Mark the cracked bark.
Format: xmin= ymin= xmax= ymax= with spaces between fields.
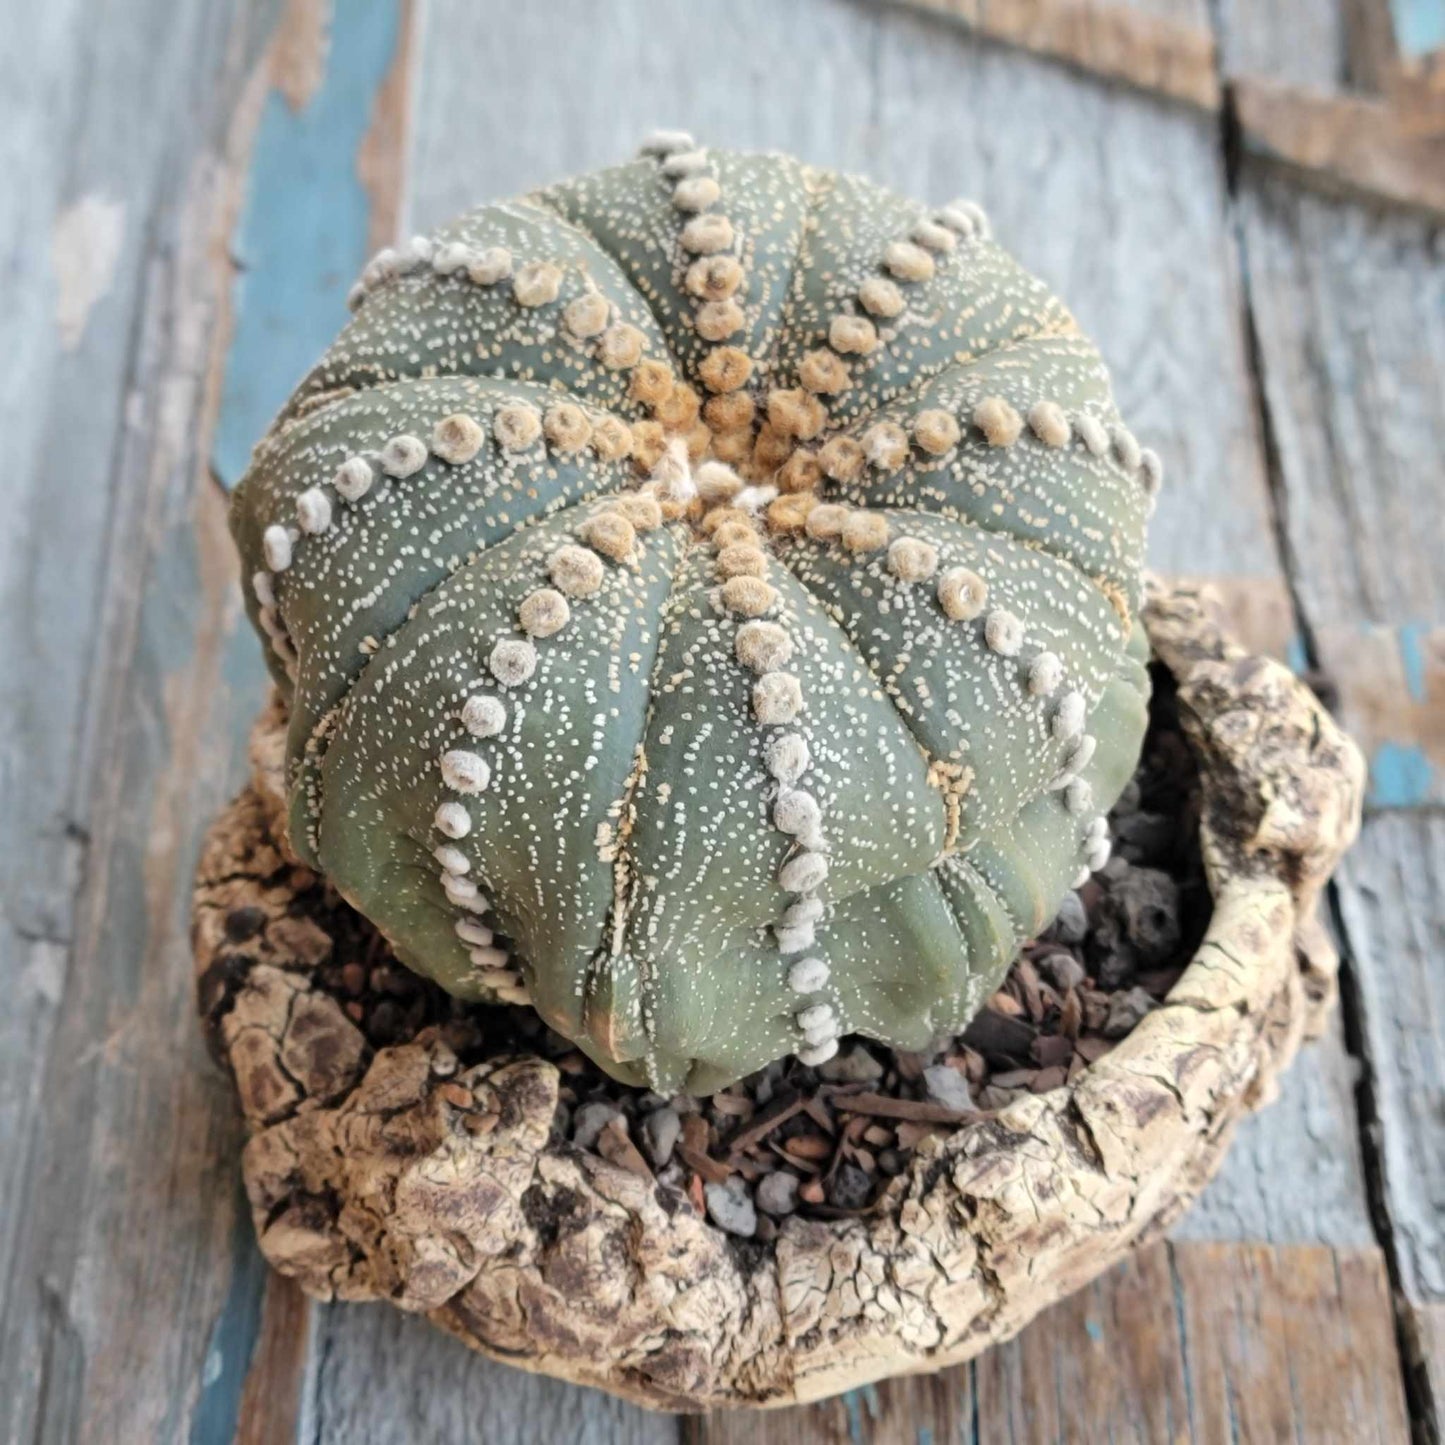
xmin=192 ymin=579 xmax=1364 ymax=1411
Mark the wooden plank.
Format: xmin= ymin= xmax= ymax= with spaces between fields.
xmin=691 ymin=1242 xmax=1411 ymax=1441
xmin=1232 ymin=172 xmax=1445 ymax=805
xmin=0 ymin=1 xmax=278 ymax=1441
xmin=207 ymin=3 xmax=423 ymax=1440
xmin=1224 ymin=39 xmax=1445 ymax=1426
xmin=892 ymin=0 xmax=1221 ymax=109
xmin=687 ymin=1365 xmax=977 ymax=1443
xmin=212 ymin=0 xmax=417 ymax=490
xmin=1171 ymin=1242 xmax=1412 ymax=1443
xmin=1214 ymin=0 xmax=1350 ymax=90
xmin=301 ymin=1303 xmax=679 ymax=1445
xmin=1234 ymin=76 xmax=1445 ymax=218
xmin=1335 ymin=814 xmax=1445 ymax=1425
xmin=970 ymin=1241 xmax=1192 ymax=1444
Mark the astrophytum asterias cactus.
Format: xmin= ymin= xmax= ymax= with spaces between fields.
xmin=231 ymin=134 xmax=1157 ymax=1094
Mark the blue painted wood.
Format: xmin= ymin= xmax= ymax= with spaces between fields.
xmin=1390 ymin=0 xmax=1445 ymax=60
xmin=213 ymin=0 xmax=406 ymax=491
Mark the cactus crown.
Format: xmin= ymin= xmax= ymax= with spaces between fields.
xmin=232 ymin=136 xmax=1155 ymax=1093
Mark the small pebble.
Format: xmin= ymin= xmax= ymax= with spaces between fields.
xmin=755 ymin=1171 xmax=799 ymax=1217
xmin=1035 ymin=951 xmax=1086 ymax=993
xmin=1103 ymin=986 xmax=1159 ymax=1040
xmin=572 ymin=1101 xmax=622 ymax=1150
xmin=922 ymin=1063 xmax=974 ymax=1113
xmin=1049 ymin=891 xmax=1089 ymax=944
xmin=642 ymin=1106 xmax=681 ymax=1167
xmin=827 ymin=1163 xmax=873 ymax=1211
xmin=704 ymin=1178 xmax=758 ymax=1238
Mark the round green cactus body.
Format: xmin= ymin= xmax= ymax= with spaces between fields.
xmin=232 ymin=135 xmax=1156 ymax=1094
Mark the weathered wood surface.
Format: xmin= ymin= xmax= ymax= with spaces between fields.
xmin=0 ymin=0 xmax=1438 ymax=1439
xmin=0 ymin=1 xmax=278 ymax=1441
xmin=1227 ymin=8 xmax=1445 ymax=1410
xmin=691 ymin=1243 xmax=1411 ymax=1443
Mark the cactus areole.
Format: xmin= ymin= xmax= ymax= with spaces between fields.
xmin=231 ymin=137 xmax=1156 ymax=1095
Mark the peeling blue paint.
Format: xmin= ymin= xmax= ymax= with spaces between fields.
xmin=1084 ymin=1316 xmax=1103 ymax=1343
xmin=213 ymin=0 xmax=404 ymax=490
xmin=1369 ymin=741 xmax=1432 ymax=809
xmin=1396 ymin=620 xmax=1428 ymax=702
xmin=189 ymin=1185 xmax=269 ymax=1445
xmin=1284 ymin=634 xmax=1309 ymax=676
xmin=1391 ymin=0 xmax=1445 ymax=59
xmin=841 ymin=1382 xmax=882 ymax=1441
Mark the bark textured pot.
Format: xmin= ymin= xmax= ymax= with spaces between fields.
xmin=193 ymin=580 xmax=1363 ymax=1409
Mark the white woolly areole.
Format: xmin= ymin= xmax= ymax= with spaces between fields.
xmin=434 ymin=801 xmax=471 ymax=839
xmin=467 ymin=246 xmax=512 ymax=285
xmin=984 ymin=609 xmax=1024 ymax=657
xmin=797 ymin=1038 xmax=840 ymax=1066
xmin=784 ymin=896 xmax=825 ymax=926
xmin=296 ymin=487 xmax=332 ymax=534
xmin=262 ymin=525 xmax=293 ymax=572
xmin=440 ymin=749 xmax=491 ymax=795
xmin=430 ymin=413 xmax=484 ymax=466
xmin=753 ymin=672 xmax=803 ymax=725
xmin=764 ymin=732 xmax=810 ymax=783
xmin=660 ymin=148 xmax=709 ymax=178
xmin=779 ymin=851 xmax=828 ymax=894
xmin=796 ymin=1002 xmax=835 ymax=1032
xmin=788 ymin=956 xmax=830 ymax=993
xmin=1027 ymin=651 xmax=1064 ymax=697
xmin=380 ymin=434 xmax=427 ymax=478
xmin=735 ymin=620 xmax=793 ymax=673
xmin=937 ymin=566 xmax=987 ymax=621
xmin=773 ymin=789 xmax=821 ymax=837
xmin=251 ymin=571 xmax=275 ymax=608
xmin=1052 ymin=690 xmax=1087 ymax=741
xmin=431 ymin=240 xmax=472 ymax=275
xmin=489 ymin=637 xmax=538 ymax=687
xmin=333 ymin=455 xmax=375 ymax=502
xmin=433 ymin=844 xmax=470 ymax=875
xmin=460 ymin=694 xmax=506 ymax=738
xmin=1061 ymin=733 xmax=1098 ymax=777
xmin=775 ymin=922 xmax=815 ymax=954
xmin=1075 ymin=413 xmax=1109 ymax=456
xmin=639 ymin=128 xmax=695 ymax=156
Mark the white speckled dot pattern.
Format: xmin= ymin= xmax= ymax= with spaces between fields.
xmin=231 ymin=140 xmax=1155 ymax=1094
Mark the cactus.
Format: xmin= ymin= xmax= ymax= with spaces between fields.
xmin=231 ymin=136 xmax=1155 ymax=1094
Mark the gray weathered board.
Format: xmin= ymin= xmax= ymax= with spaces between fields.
xmin=0 ymin=0 xmax=1436 ymax=1441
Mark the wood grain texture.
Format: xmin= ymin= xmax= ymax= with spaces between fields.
xmin=301 ymin=1304 xmax=678 ymax=1445
xmin=1234 ymin=172 xmax=1445 ymax=805
xmin=1214 ymin=0 xmax=1349 ymax=89
xmin=691 ymin=1242 xmax=1411 ymax=1442
xmin=0 ymin=0 xmax=1423 ymax=1436
xmin=0 ymin=1 xmax=278 ymax=1440
xmin=1335 ymin=816 xmax=1445 ymax=1298
xmin=1234 ymin=77 xmax=1445 ymax=219
xmin=892 ymin=0 xmax=1221 ymax=109
xmin=1171 ymin=1242 xmax=1412 ymax=1444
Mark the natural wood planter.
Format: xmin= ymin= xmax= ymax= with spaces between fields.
xmin=192 ymin=579 xmax=1364 ymax=1411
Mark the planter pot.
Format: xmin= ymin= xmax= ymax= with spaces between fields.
xmin=193 ymin=578 xmax=1363 ymax=1410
